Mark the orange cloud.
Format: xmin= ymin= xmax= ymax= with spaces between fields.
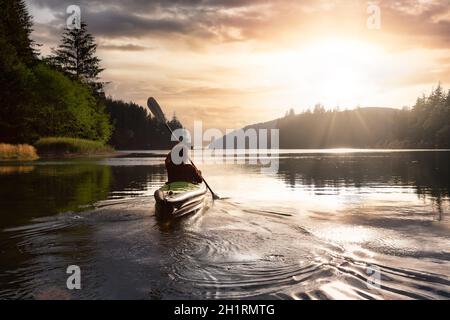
xmin=28 ymin=0 xmax=450 ymax=130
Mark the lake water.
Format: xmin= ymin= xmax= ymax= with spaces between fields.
xmin=0 ymin=150 xmax=449 ymax=299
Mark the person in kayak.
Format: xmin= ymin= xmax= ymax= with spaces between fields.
xmin=165 ymin=148 xmax=203 ymax=184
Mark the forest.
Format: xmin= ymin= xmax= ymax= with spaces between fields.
xmin=1 ymin=0 xmax=448 ymax=151
xmin=0 ymin=0 xmax=179 ymax=150
xmin=276 ymin=88 xmax=449 ymax=149
xmin=106 ymin=98 xmax=181 ymax=150
xmin=212 ymin=87 xmax=449 ymax=149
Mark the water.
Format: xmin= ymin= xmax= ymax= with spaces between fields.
xmin=0 ymin=150 xmax=449 ymax=299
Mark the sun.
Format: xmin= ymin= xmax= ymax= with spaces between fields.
xmin=265 ymin=37 xmax=383 ymax=108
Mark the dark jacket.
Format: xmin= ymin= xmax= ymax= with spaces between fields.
xmin=165 ymin=152 xmax=202 ymax=184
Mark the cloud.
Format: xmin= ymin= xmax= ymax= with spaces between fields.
xmin=98 ymin=44 xmax=153 ymax=51
xmin=29 ymin=0 xmax=450 ymax=50
xmin=171 ymin=104 xmax=272 ymax=132
xmin=83 ymin=11 xmax=192 ymax=38
xmin=377 ymin=0 xmax=450 ymax=49
xmin=178 ymin=86 xmax=269 ymax=96
xmin=26 ymin=0 xmax=450 ymax=129
xmin=396 ymin=65 xmax=450 ymax=86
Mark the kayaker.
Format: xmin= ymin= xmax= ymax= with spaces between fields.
xmin=165 ymin=149 xmax=203 ymax=184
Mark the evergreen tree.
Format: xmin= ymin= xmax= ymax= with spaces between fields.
xmin=0 ymin=5 xmax=111 ymax=144
xmin=0 ymin=0 xmax=36 ymax=65
xmin=313 ymin=103 xmax=325 ymax=114
xmin=0 ymin=0 xmax=37 ymax=142
xmin=169 ymin=112 xmax=182 ymax=128
xmin=105 ymin=99 xmax=182 ymax=150
xmin=50 ymin=22 xmax=104 ymax=95
xmin=288 ymin=108 xmax=295 ymax=117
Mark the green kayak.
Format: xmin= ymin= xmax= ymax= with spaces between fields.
xmin=154 ymin=181 xmax=207 ymax=218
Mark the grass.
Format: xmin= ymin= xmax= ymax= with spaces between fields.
xmin=0 ymin=143 xmax=39 ymax=161
xmin=35 ymin=137 xmax=114 ymax=157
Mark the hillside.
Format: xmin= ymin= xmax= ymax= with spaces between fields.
xmin=278 ymin=107 xmax=400 ymax=149
xmin=210 ymin=99 xmax=449 ymax=149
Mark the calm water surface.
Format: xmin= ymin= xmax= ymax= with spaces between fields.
xmin=0 ymin=150 xmax=449 ymax=299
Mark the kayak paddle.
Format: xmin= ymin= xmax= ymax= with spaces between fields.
xmin=147 ymin=97 xmax=221 ymax=200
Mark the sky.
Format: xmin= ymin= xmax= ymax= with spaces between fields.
xmin=26 ymin=0 xmax=450 ymax=132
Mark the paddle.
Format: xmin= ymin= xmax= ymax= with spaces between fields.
xmin=147 ymin=97 xmax=221 ymax=200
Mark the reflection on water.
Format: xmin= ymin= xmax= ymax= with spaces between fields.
xmin=0 ymin=151 xmax=449 ymax=299
xmin=277 ymin=152 xmax=449 ymax=220
xmin=0 ymin=166 xmax=35 ymax=175
xmin=0 ymin=164 xmax=112 ymax=229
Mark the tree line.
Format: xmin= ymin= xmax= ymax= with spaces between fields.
xmin=0 ymin=0 xmax=180 ymax=149
xmin=213 ymin=88 xmax=449 ymax=150
xmin=277 ymin=87 xmax=449 ymax=148
xmin=1 ymin=1 xmax=448 ymax=150
xmin=106 ymin=98 xmax=181 ymax=149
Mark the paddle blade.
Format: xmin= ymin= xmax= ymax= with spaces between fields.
xmin=147 ymin=97 xmax=167 ymax=123
xmin=212 ymin=192 xmax=221 ymax=200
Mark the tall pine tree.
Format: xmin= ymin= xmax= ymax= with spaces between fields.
xmin=0 ymin=5 xmax=112 ymax=144
xmin=0 ymin=0 xmax=36 ymax=65
xmin=0 ymin=0 xmax=38 ymax=142
xmin=50 ymin=22 xmax=104 ymax=96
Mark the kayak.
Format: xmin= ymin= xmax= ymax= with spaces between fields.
xmin=154 ymin=181 xmax=207 ymax=218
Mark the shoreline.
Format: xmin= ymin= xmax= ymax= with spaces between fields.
xmin=37 ymin=150 xmax=132 ymax=159
xmin=0 ymin=151 xmax=133 ymax=162
xmin=2 ymin=148 xmax=450 ymax=162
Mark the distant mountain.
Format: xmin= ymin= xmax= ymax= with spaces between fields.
xmin=209 ymin=107 xmax=429 ymax=149
xmin=209 ymin=117 xmax=278 ymax=149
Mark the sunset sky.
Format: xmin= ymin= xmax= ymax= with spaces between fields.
xmin=27 ymin=0 xmax=450 ymax=131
